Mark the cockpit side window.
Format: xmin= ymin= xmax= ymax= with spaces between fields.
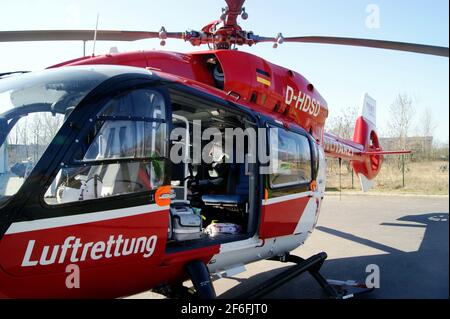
xmin=44 ymin=89 xmax=169 ymax=205
xmin=268 ymin=127 xmax=312 ymax=189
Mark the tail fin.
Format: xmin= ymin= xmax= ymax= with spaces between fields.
xmin=359 ymin=175 xmax=374 ymax=193
xmin=359 ymin=93 xmax=377 ymax=127
xmin=352 ymin=93 xmax=382 ymax=192
xmin=323 ymin=93 xmax=411 ymax=192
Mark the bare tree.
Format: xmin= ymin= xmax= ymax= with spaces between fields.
xmin=325 ymin=105 xmax=359 ymax=173
xmin=7 ymin=112 xmax=65 ymax=164
xmin=325 ymin=105 xmax=359 ymax=140
xmin=415 ymin=108 xmax=438 ymax=160
xmin=42 ymin=113 xmax=64 ymax=144
xmin=421 ymin=108 xmax=438 ymax=138
xmin=388 ymin=94 xmax=415 ymax=150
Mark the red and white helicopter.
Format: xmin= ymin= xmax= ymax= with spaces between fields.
xmin=0 ymin=0 xmax=447 ymax=299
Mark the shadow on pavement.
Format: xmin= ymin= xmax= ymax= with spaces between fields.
xmin=219 ymin=212 xmax=449 ymax=299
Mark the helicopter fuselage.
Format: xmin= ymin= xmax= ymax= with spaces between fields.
xmin=0 ymin=50 xmax=380 ymax=298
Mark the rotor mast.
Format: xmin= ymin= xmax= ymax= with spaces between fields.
xmin=222 ymin=0 xmax=246 ymax=26
xmin=181 ymin=0 xmax=254 ymax=50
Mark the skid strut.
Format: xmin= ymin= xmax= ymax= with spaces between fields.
xmin=237 ymin=252 xmax=373 ymax=299
xmin=152 ymin=260 xmax=217 ymax=299
xmin=185 ymin=260 xmax=217 ymax=299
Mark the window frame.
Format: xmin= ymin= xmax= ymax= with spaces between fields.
xmin=266 ymin=122 xmax=315 ymax=191
xmin=76 ymin=89 xmax=168 ymax=163
xmin=39 ymin=84 xmax=172 ymax=210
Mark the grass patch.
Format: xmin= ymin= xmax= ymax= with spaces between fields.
xmin=326 ymin=160 xmax=449 ymax=195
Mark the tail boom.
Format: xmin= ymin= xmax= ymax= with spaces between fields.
xmin=324 ymin=113 xmax=384 ymax=180
xmin=323 ymin=93 xmax=411 ymax=192
xmin=323 ymin=93 xmax=410 ymax=192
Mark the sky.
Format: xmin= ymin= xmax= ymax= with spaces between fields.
xmin=0 ymin=0 xmax=449 ymax=143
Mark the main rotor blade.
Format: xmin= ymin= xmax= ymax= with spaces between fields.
xmin=0 ymin=30 xmax=175 ymax=42
xmin=282 ymin=36 xmax=449 ymax=57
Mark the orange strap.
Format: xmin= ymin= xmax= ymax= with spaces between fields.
xmin=155 ymin=185 xmax=172 ymax=206
xmin=310 ymin=180 xmax=318 ymax=192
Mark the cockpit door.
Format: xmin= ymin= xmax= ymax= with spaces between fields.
xmin=259 ymin=123 xmax=315 ymax=239
xmin=0 ymin=82 xmax=172 ymax=298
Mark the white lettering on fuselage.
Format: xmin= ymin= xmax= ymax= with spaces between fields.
xmin=285 ymin=86 xmax=322 ymax=117
xmin=21 ymin=235 xmax=158 ymax=267
xmin=324 ymin=136 xmax=355 ymax=158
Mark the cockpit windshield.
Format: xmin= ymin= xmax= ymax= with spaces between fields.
xmin=0 ymin=66 xmax=138 ymax=204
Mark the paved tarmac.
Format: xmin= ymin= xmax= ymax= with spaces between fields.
xmin=130 ymin=194 xmax=449 ymax=299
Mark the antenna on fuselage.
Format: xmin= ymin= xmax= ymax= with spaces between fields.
xmin=92 ymin=13 xmax=100 ymax=57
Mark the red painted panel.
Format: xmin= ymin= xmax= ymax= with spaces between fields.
xmin=50 ymin=49 xmax=329 ymax=142
xmin=0 ymin=210 xmax=168 ymax=298
xmin=351 ymin=116 xmax=383 ymax=180
xmin=259 ymin=196 xmax=309 ymax=239
xmin=0 ymin=209 xmax=218 ymax=298
xmin=213 ymin=50 xmax=328 ymax=141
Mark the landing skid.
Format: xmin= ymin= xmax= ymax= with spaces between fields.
xmin=153 ymin=252 xmax=374 ymax=299
xmin=237 ymin=252 xmax=374 ymax=299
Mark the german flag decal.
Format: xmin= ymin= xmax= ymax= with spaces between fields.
xmin=256 ymin=68 xmax=271 ymax=87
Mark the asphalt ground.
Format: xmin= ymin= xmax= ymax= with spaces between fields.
xmin=129 ymin=194 xmax=449 ymax=299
